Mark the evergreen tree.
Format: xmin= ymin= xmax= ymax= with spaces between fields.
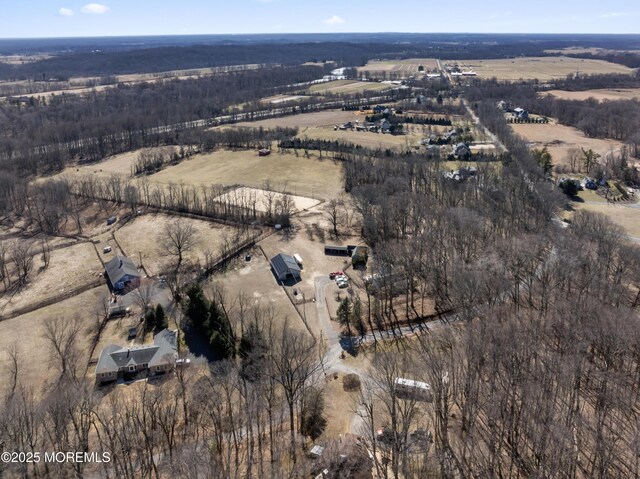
xmin=337 ymin=297 xmax=352 ymax=337
xmin=155 ymin=304 xmax=168 ymax=330
xmin=184 ymin=284 xmax=209 ymax=332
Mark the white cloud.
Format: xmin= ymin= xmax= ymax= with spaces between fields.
xmin=81 ymin=3 xmax=110 ymax=14
xmin=324 ymin=15 xmax=345 ymax=26
xmin=601 ymin=12 xmax=628 ymax=18
xmin=58 ymin=7 xmax=74 ymax=16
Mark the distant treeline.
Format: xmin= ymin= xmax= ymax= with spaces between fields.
xmin=4 ymin=36 xmax=640 ymax=81
xmin=0 ymin=66 xmax=321 ymax=176
xmin=0 ymin=43 xmax=400 ymax=81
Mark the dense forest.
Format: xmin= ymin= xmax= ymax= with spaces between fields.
xmin=2 ymin=33 xmax=640 ymax=80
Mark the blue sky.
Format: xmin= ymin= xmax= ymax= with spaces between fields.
xmin=0 ymin=0 xmax=639 ymax=38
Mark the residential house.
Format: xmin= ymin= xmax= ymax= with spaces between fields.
xmin=454 ymin=142 xmax=472 ymax=160
xmin=95 ymin=329 xmax=178 ymax=383
xmin=104 ymin=255 xmax=141 ymax=292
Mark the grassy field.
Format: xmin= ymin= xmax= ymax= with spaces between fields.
xmin=52 ymin=143 xmax=345 ymax=201
xmin=0 ymin=242 xmax=103 ymax=317
xmin=231 ymin=109 xmax=361 ymax=129
xmin=298 ymin=127 xmax=421 ymax=150
xmin=358 ymin=58 xmax=440 ymax=75
xmin=307 ymin=80 xmax=392 ymax=94
xmin=446 ymin=57 xmax=633 ymax=81
xmin=0 ymin=286 xmax=108 ymax=392
xmin=510 ymin=121 xmax=624 ymax=167
xmin=572 ymin=201 xmax=640 ymax=239
xmin=543 ymin=88 xmax=640 ymax=102
xmin=115 ymin=213 xmax=238 ymax=276
xmin=148 ymin=149 xmax=344 ymax=200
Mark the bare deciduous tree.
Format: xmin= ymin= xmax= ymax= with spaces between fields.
xmin=159 ymin=218 xmax=198 ymax=270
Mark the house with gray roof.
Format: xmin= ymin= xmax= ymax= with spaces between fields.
xmin=270 ymin=253 xmax=301 ymax=282
xmin=104 ymin=255 xmax=141 ymax=292
xmin=95 ymin=329 xmax=177 ymax=383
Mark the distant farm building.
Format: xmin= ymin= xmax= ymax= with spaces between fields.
xmin=95 ymin=329 xmax=178 ymax=384
xmin=270 ymin=253 xmax=302 ymax=282
xmin=104 ymin=255 xmax=141 ymax=292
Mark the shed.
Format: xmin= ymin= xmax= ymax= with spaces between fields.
xmin=105 ymin=255 xmax=141 ymax=292
xmin=270 ymin=253 xmax=302 ymax=282
xmin=324 ymin=245 xmax=350 ymax=256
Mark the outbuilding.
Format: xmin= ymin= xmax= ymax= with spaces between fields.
xmin=270 ymin=253 xmax=302 ymax=282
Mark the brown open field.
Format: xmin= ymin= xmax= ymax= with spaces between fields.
xmin=148 ymin=149 xmax=344 ymax=200
xmin=115 ymin=213 xmax=238 ymax=276
xmin=307 ymin=80 xmax=392 ymax=94
xmin=52 ymin=143 xmax=344 ymax=201
xmin=0 ymin=242 xmax=103 ymax=317
xmin=447 ymin=57 xmax=633 ymax=81
xmin=261 ymin=94 xmax=312 ymax=104
xmin=510 ymin=121 xmax=624 ymax=166
xmin=358 ymin=58 xmax=440 ymax=74
xmin=545 ymin=47 xmax=640 ymax=55
xmin=231 ymin=109 xmax=361 ymax=129
xmin=204 ymin=247 xmax=307 ymax=332
xmin=0 ymin=285 xmax=108 ymax=392
xmin=543 ymin=88 xmax=640 ymax=102
xmin=298 ymin=127 xmax=421 ymax=151
xmin=572 ymin=202 xmax=640 ymax=239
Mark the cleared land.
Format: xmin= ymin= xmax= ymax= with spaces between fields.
xmin=0 ymin=242 xmax=103 ymax=317
xmin=510 ymin=121 xmax=624 ymax=166
xmin=52 ymin=144 xmax=344 ymax=201
xmin=215 ymin=186 xmax=321 ymax=213
xmin=544 ymin=88 xmax=640 ymax=102
xmin=306 ymin=80 xmax=392 ymax=94
xmin=447 ymin=56 xmax=633 ymax=81
xmin=0 ymin=286 xmax=108 ymax=390
xmin=231 ymin=109 xmax=361 ymax=129
xmin=298 ymin=127 xmax=421 ymax=151
xmin=115 ymin=213 xmax=238 ymax=276
xmin=261 ymin=94 xmax=312 ymax=104
xmin=148 ymin=149 xmax=344 ymax=200
xmin=573 ymin=202 xmax=640 ymax=239
xmin=358 ymin=58 xmax=440 ymax=75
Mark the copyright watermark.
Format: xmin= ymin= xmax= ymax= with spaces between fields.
xmin=1 ymin=451 xmax=111 ymax=464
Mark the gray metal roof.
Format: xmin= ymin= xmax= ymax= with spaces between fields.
xmin=95 ymin=329 xmax=178 ymax=375
xmin=270 ymin=253 xmax=301 ymax=278
xmin=104 ymin=255 xmax=140 ymax=285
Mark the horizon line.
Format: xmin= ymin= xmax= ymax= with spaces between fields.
xmin=2 ymin=31 xmax=640 ymax=41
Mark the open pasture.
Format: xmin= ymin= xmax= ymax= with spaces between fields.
xmin=358 ymin=58 xmax=440 ymax=75
xmin=307 ymin=80 xmax=392 ymax=94
xmin=510 ymin=121 xmax=624 ymax=166
xmin=231 ymin=109 xmax=361 ymax=129
xmin=543 ymin=88 xmax=640 ymax=102
xmin=447 ymin=56 xmax=633 ymax=81
xmin=148 ymin=148 xmax=344 ymax=200
xmin=115 ymin=213 xmax=237 ymax=276
xmin=0 ymin=286 xmax=108 ymax=392
xmin=0 ymin=242 xmax=103 ymax=318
